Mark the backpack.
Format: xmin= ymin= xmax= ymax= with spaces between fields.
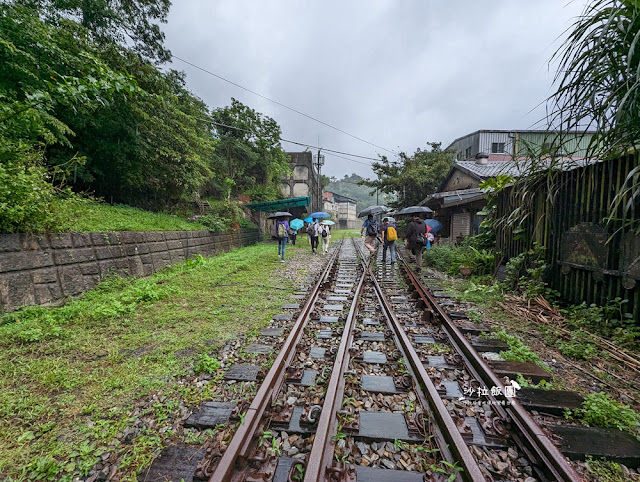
xmin=416 ymin=232 xmax=428 ymax=246
xmin=365 ymin=221 xmax=377 ymax=237
xmin=309 ymin=223 xmax=319 ymax=237
xmin=277 ymin=222 xmax=287 ymax=238
xmin=321 ymin=226 xmax=328 ymax=237
xmin=386 ymin=225 xmax=398 ymax=242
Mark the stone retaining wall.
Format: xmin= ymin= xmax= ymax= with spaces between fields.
xmin=0 ymin=228 xmax=259 ymax=312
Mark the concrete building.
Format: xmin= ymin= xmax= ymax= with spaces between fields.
xmin=281 ymin=152 xmax=321 ymax=213
xmin=322 ymin=191 xmax=358 ymax=229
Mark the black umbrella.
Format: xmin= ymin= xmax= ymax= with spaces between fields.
xmin=397 ymin=206 xmax=433 ymax=215
xmin=267 ymin=211 xmax=293 ymax=219
xmin=358 ymin=205 xmax=389 ymax=218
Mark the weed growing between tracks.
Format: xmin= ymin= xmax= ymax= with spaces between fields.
xmin=0 ymin=244 xmax=298 ymax=481
xmin=431 ymin=269 xmax=640 ymax=479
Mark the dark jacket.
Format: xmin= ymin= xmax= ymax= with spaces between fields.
xmin=405 ymin=219 xmax=427 ymax=246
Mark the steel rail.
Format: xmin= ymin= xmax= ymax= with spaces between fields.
xmin=209 ymin=241 xmax=343 ymax=482
xmin=399 ymin=257 xmax=582 ymax=481
xmin=304 ymin=239 xmax=365 ymax=481
xmin=365 ymin=252 xmax=487 ymax=482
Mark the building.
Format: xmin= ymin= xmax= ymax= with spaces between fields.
xmin=422 ymin=156 xmax=595 ymax=242
xmin=447 ymin=129 xmax=595 ymax=163
xmin=281 ymin=152 xmax=321 ymax=213
xmin=322 ymin=191 xmax=358 ymax=229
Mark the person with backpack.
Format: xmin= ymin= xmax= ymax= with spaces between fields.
xmin=309 ymin=218 xmax=320 ymax=254
xmin=404 ymin=214 xmax=428 ymax=270
xmin=275 ymin=217 xmax=289 ymax=262
xmin=380 ymin=218 xmax=398 ymax=265
xmin=360 ymin=214 xmax=378 ymax=255
xmin=289 ymin=228 xmax=297 ymax=245
xmin=320 ymin=222 xmax=331 ymax=254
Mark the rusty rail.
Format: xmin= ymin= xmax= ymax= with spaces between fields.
xmin=399 ymin=258 xmax=582 ymax=481
xmin=304 ymin=241 xmax=365 ymax=481
xmin=366 ymin=252 xmax=486 ymax=481
xmin=208 ymin=241 xmax=343 ymax=482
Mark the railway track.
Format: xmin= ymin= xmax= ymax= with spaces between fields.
xmin=142 ymin=237 xmax=640 ymax=482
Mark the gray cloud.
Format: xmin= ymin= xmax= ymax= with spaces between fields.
xmin=164 ymin=0 xmax=587 ymax=179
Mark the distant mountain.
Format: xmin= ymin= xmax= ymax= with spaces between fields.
xmin=325 ymin=173 xmax=394 ymax=214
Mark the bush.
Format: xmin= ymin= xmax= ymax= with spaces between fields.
xmin=0 ymin=146 xmax=56 ymax=233
xmin=422 ymin=239 xmax=495 ymax=276
xmin=196 ymin=200 xmax=254 ymax=232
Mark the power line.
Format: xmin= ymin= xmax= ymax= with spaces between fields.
xmin=206 ymin=117 xmax=382 ymax=165
xmin=172 ymin=55 xmax=398 ymax=156
xmin=321 ymin=150 xmax=376 ymax=166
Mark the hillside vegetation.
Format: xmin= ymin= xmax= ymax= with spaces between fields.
xmin=1 ymin=2 xmax=288 ymax=234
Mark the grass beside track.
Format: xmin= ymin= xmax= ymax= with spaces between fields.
xmin=0 ymin=242 xmax=311 ymax=480
xmin=52 ymin=198 xmax=208 ymax=232
xmin=0 ymin=230 xmax=359 ymax=481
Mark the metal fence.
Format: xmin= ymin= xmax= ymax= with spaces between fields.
xmin=496 ymin=153 xmax=639 ymax=323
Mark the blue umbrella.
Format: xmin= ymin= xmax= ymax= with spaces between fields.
xmin=425 ymin=219 xmax=443 ymax=233
xmin=304 ymin=216 xmax=313 ymax=223
xmin=290 ymin=218 xmax=304 ymax=230
xmin=309 ymin=211 xmax=331 ymax=219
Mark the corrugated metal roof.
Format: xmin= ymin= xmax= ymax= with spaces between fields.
xmin=455 ymin=159 xmax=596 ymax=180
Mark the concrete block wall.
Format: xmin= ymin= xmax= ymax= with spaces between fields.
xmin=0 ymin=228 xmax=259 ymax=312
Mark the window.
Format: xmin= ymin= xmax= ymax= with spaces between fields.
xmin=491 ymin=142 xmax=505 ymax=153
xmin=465 ymin=147 xmax=472 ymax=159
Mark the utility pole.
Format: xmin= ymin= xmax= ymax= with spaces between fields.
xmin=315 ymin=148 xmax=324 ymax=212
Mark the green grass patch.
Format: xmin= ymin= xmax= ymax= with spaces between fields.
xmin=422 ymin=243 xmax=495 ymax=276
xmin=566 ymin=393 xmax=640 ymax=435
xmin=51 ymin=197 xmax=208 ymax=232
xmin=0 ymin=243 xmax=299 ymax=480
xmin=490 ymin=329 xmax=552 ymax=373
xmin=584 ymin=456 xmax=634 ymax=482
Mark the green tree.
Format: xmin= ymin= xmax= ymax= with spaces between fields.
xmin=360 ymin=143 xmax=454 ymax=208
xmin=549 ymin=0 xmax=640 ymax=226
xmin=209 ymin=99 xmax=290 ymax=202
xmin=20 ymin=0 xmax=172 ymax=63
xmin=0 ymin=4 xmax=137 ymax=232
xmin=48 ymin=54 xmax=217 ymax=209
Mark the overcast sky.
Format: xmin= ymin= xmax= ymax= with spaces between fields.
xmin=164 ymin=1 xmax=587 ymax=180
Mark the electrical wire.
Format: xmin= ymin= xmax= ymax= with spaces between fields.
xmin=206 ymin=117 xmax=383 ymax=164
xmin=172 ymin=54 xmax=398 ymax=156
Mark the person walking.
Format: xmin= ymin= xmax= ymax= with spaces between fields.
xmin=360 ymin=214 xmax=378 ymax=255
xmin=290 ymin=228 xmax=298 ymax=245
xmin=404 ymin=214 xmax=427 ymax=270
xmin=320 ymin=223 xmax=331 ymax=254
xmin=275 ymin=217 xmax=289 ymax=262
xmin=380 ymin=218 xmax=398 ymax=265
xmin=309 ymin=218 xmax=320 ymax=254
